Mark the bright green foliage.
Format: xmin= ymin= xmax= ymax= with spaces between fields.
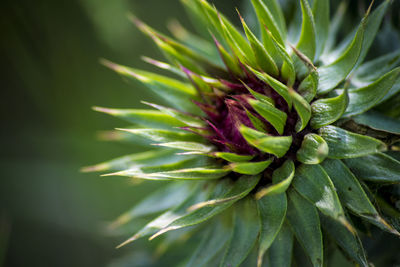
xmin=85 ymin=0 xmax=400 ymax=266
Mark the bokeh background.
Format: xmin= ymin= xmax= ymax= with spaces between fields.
xmin=0 ymin=0 xmax=243 ymax=266
xmin=1 ymin=0 xmax=399 ymax=266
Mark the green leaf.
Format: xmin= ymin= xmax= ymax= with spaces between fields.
xmin=102 ymin=60 xmax=200 ymax=113
xmin=187 ymin=174 xmax=261 ymax=212
xmin=220 ymin=197 xmax=260 ymax=267
xmin=151 ymin=175 xmax=261 ymax=239
xmin=117 ymin=128 xmax=203 ymax=143
xmin=321 ymin=159 xmax=398 ymax=235
xmin=229 ymin=159 xmax=272 ymax=175
xmin=344 ymin=67 xmax=400 ymax=117
xmin=138 ymin=166 xmax=231 ymax=181
xmin=289 ymin=89 xmax=311 ymax=132
xmin=142 ymin=56 xmax=186 ymax=78
xmin=320 ymin=214 xmax=368 ymax=267
xmin=317 ymin=11 xmax=365 ymax=94
xmin=154 ymin=141 xmax=213 ymax=154
xmin=322 ymin=1 xmax=347 ymax=55
xmin=257 ymin=193 xmax=287 ymax=267
xmin=93 ymin=107 xmax=184 ymax=129
xmin=266 ymin=221 xmax=293 ymax=267
xmin=248 ymin=66 xmax=292 ymax=108
xmin=246 ymin=109 xmax=269 ymax=132
xmin=292 ymin=164 xmax=353 ymax=232
xmin=251 ymin=0 xmax=284 ymax=45
xmin=248 ymin=99 xmax=287 ymax=135
xmin=142 ymin=101 xmax=205 ymax=128
xmin=353 ymin=0 xmax=391 ymax=69
xmin=310 ymin=88 xmax=348 ymax=129
xmin=111 ymin=182 xmax=194 ymax=228
xmin=352 ymin=49 xmax=400 ymax=88
xmin=312 ymin=0 xmax=329 ymax=60
xmin=296 ymin=133 xmax=329 ymax=164
xmin=239 ymin=125 xmax=292 ymax=158
xmin=129 ymin=14 xmax=220 ymax=74
xmin=298 ymin=70 xmax=318 ymax=102
xmin=167 ymin=19 xmax=221 ymax=65
xmin=286 ymin=189 xmax=323 ymax=267
xmin=242 ymin=81 xmax=274 ymax=104
xmin=116 ymin=188 xmax=207 ymax=247
xmin=255 ymin=160 xmax=295 ymax=199
xmin=197 ymin=0 xmax=253 ymax=64
xmin=319 ymin=126 xmax=386 ymax=159
xmin=187 ymin=220 xmax=231 ymax=267
xmin=297 ymin=0 xmax=316 ymax=60
xmin=81 ymin=149 xmax=176 ymax=173
xmin=212 ymin=35 xmax=242 ymax=76
xmin=263 ymin=29 xmax=296 ymax=87
xmin=239 ymin=14 xmax=279 ymax=76
xmin=344 ymin=153 xmax=400 ymax=183
xmin=353 ymin=110 xmax=400 ymax=135
xmin=213 ymin=152 xmax=254 ymax=162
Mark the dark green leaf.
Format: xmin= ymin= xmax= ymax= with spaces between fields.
xmin=319 ymin=126 xmax=386 ymax=159
xmin=353 ymin=0 xmax=391 ymax=69
xmin=111 ymin=182 xmax=194 ymax=228
xmin=317 ymin=12 xmax=365 ymax=94
xmin=344 ymin=153 xmax=400 ymax=183
xmin=266 ymin=221 xmax=293 ymax=267
xmin=116 ymin=188 xmax=207 ymax=247
xmin=287 ymin=189 xmax=323 ymax=267
xmin=186 ymin=219 xmax=231 ymax=267
xmin=151 ymin=175 xmax=261 ymax=239
xmin=353 ymin=110 xmax=400 ymax=135
xmin=187 ymin=174 xmax=261 ymax=212
xmin=220 ymin=197 xmax=260 ymax=267
xmin=292 ymin=164 xmax=352 ymax=232
xmin=257 ymin=193 xmax=287 ymax=267
xmin=321 ymin=159 xmax=398 ymax=234
xmin=320 ymin=214 xmax=368 ymax=267
xmin=344 ymin=67 xmax=400 ymax=117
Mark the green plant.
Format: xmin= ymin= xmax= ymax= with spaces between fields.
xmin=84 ymin=0 xmax=400 ymax=266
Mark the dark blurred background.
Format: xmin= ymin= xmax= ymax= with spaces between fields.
xmin=1 ymin=0 xmax=399 ymax=266
xmin=0 ymin=0 xmax=242 ymax=266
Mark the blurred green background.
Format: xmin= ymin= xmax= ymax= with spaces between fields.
xmin=0 ymin=0 xmax=242 ymax=266
xmin=1 ymin=0 xmax=399 ymax=266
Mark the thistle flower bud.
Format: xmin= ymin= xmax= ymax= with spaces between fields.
xmin=84 ymin=0 xmax=400 ymax=266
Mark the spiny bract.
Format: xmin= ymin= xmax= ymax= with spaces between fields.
xmin=84 ymin=0 xmax=400 ymax=266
